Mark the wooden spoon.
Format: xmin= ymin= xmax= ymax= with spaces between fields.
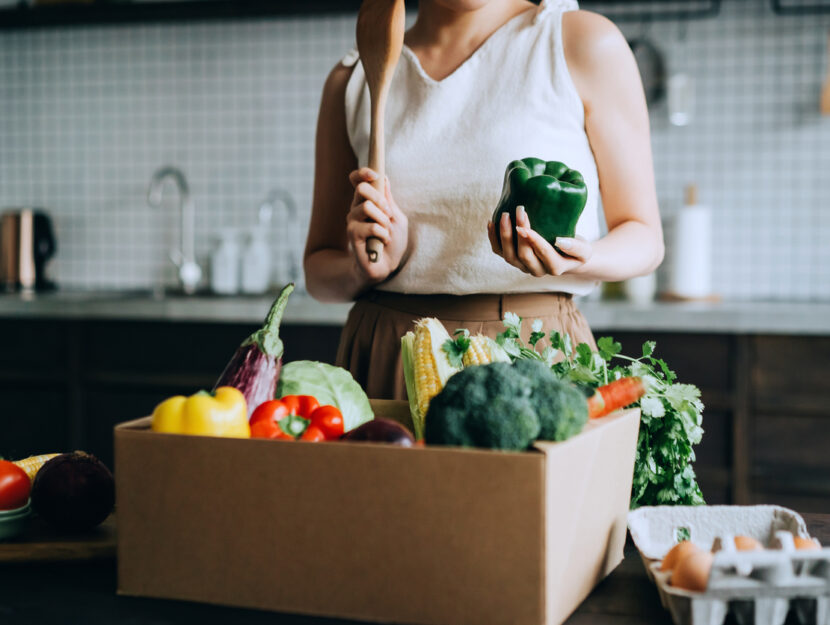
xmin=356 ymin=0 xmax=406 ymax=263
xmin=821 ymin=30 xmax=830 ymax=116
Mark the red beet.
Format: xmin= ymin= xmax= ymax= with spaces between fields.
xmin=341 ymin=419 xmax=416 ymax=446
xmin=31 ymin=452 xmax=114 ymax=532
xmin=214 ymin=283 xmax=294 ymax=416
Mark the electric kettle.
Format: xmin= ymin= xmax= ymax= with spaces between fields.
xmin=0 ymin=208 xmax=57 ymax=292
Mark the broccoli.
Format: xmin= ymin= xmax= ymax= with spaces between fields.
xmin=424 ymin=362 xmax=541 ymax=451
xmin=512 ymin=359 xmax=589 ymax=442
xmin=424 ymin=360 xmax=590 ymax=450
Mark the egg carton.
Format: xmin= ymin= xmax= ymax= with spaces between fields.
xmin=628 ymin=505 xmax=829 ymax=625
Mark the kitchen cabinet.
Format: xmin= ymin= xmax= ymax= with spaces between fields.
xmin=0 ymin=0 xmax=364 ymax=30
xmin=0 ymin=317 xmax=828 ymax=512
xmin=0 ymin=318 xmax=342 ymax=469
xmin=0 ymin=0 xmax=722 ymax=30
xmin=748 ymin=335 xmax=830 ymax=513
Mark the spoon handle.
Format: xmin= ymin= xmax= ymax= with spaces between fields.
xmin=357 ymin=0 xmax=405 ymax=264
xmin=366 ymin=88 xmax=387 ymax=262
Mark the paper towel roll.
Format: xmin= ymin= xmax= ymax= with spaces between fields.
xmin=669 ymin=203 xmax=712 ymax=299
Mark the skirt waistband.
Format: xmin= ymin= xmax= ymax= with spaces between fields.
xmin=359 ymin=290 xmax=575 ymax=322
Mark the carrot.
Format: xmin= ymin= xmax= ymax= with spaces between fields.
xmin=588 ymin=376 xmax=646 ymax=419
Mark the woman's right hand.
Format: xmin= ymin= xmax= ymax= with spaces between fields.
xmin=347 ymin=167 xmax=409 ymax=283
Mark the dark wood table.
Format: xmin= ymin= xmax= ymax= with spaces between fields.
xmin=1 ymin=514 xmax=827 ymax=625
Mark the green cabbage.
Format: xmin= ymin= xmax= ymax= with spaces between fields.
xmin=276 ymin=361 xmax=373 ymax=432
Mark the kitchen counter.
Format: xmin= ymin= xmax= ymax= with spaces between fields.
xmin=1 ymin=513 xmax=827 ymax=624
xmin=2 ymin=289 xmax=830 ymax=334
xmin=0 ymin=289 xmax=355 ymax=326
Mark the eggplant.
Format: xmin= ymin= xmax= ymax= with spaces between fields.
xmin=340 ymin=418 xmax=416 ymax=446
xmin=214 ymin=283 xmax=294 ymax=416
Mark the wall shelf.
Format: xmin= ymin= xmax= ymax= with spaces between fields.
xmin=771 ymin=0 xmax=830 ymax=15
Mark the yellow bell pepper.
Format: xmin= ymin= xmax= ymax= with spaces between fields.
xmin=151 ymin=386 xmax=250 ymax=438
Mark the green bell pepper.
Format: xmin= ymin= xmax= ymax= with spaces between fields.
xmin=491 ymin=157 xmax=588 ymax=248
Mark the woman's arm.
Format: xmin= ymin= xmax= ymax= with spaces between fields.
xmin=303 ymin=63 xmax=409 ymax=302
xmin=563 ymin=9 xmax=664 ymax=280
xmin=488 ymin=10 xmax=664 ymax=281
xmin=304 ymin=63 xmax=365 ymax=302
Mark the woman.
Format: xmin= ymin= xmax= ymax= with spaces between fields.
xmin=304 ymin=0 xmax=664 ymax=400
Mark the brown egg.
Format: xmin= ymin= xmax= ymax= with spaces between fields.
xmin=661 ymin=540 xmax=700 ymax=572
xmin=733 ymin=535 xmax=763 ymax=551
xmin=794 ymin=536 xmax=821 ymax=550
xmin=671 ymin=550 xmax=713 ymax=592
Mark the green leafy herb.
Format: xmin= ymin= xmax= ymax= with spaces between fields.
xmin=598 ymin=336 xmax=622 ymax=361
xmin=495 ymin=314 xmax=706 ymax=509
xmin=442 ymin=329 xmax=471 ymax=368
xmin=528 ymin=319 xmax=546 ymax=347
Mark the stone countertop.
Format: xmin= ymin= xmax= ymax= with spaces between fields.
xmin=0 ymin=289 xmax=354 ymax=326
xmin=1 ymin=289 xmax=830 ymax=335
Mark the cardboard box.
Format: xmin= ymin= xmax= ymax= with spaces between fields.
xmin=115 ymin=401 xmax=640 ymax=625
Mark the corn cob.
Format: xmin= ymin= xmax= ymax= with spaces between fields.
xmin=462 ymin=335 xmax=511 ymax=366
xmin=413 ymin=324 xmax=441 ymax=418
xmin=14 ymin=453 xmax=60 ymax=481
xmin=401 ymin=318 xmax=461 ymax=439
xmin=462 ymin=335 xmax=490 ymax=366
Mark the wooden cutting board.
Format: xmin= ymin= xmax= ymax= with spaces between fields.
xmin=0 ymin=513 xmax=116 ymax=563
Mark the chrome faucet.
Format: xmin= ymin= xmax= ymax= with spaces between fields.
xmin=257 ymin=187 xmax=297 ymax=226
xmin=257 ymin=187 xmax=300 ymax=288
xmin=148 ymin=166 xmax=202 ymax=295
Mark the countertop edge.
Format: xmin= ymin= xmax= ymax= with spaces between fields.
xmin=2 ymin=293 xmax=830 ymax=335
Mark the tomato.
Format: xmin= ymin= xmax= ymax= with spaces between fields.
xmin=300 ymin=425 xmax=326 ymax=442
xmin=309 ymin=405 xmax=344 ymax=440
xmin=0 ymin=460 xmax=31 ymax=510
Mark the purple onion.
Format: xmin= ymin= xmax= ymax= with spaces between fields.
xmin=341 ymin=419 xmax=416 ymax=446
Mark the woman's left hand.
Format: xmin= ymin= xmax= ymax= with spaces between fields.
xmin=487 ymin=206 xmax=593 ymax=277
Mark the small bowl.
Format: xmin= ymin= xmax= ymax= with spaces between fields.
xmin=0 ymin=501 xmax=31 ymax=541
xmin=0 ymin=499 xmax=31 ymax=517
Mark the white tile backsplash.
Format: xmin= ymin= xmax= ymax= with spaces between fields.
xmin=0 ymin=0 xmax=829 ymax=299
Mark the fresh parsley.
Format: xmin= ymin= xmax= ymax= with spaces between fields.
xmin=495 ymin=314 xmax=705 ymax=509
xmin=442 ymin=329 xmax=471 ymax=368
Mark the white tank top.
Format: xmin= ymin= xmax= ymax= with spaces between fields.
xmin=342 ymin=0 xmax=600 ymax=296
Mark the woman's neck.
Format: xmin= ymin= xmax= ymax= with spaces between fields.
xmin=405 ymin=0 xmax=535 ymax=80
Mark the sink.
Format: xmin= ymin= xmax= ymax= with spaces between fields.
xmin=0 ymin=287 xmax=296 ymax=305
xmin=123 ymin=287 xmax=288 ymax=302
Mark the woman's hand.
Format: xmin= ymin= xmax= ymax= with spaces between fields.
xmin=347 ymin=167 xmax=409 ymax=283
xmin=487 ymin=206 xmax=593 ymax=277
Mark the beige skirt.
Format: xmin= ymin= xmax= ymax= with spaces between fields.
xmin=335 ymin=291 xmax=597 ymax=401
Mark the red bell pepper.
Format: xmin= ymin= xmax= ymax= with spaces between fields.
xmin=249 ymin=395 xmax=344 ymax=442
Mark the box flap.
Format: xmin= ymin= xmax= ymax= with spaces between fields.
xmin=531 ymin=408 xmax=639 ymax=456
xmin=114 ymin=402 xmax=412 ymax=435
xmin=115 ymin=416 xmax=152 ymax=431
xmin=367 ymin=398 xmax=415 ymax=431
xmin=538 ymin=408 xmax=641 ymax=625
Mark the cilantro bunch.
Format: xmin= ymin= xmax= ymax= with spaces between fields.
xmin=495 ymin=313 xmax=705 ymax=509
